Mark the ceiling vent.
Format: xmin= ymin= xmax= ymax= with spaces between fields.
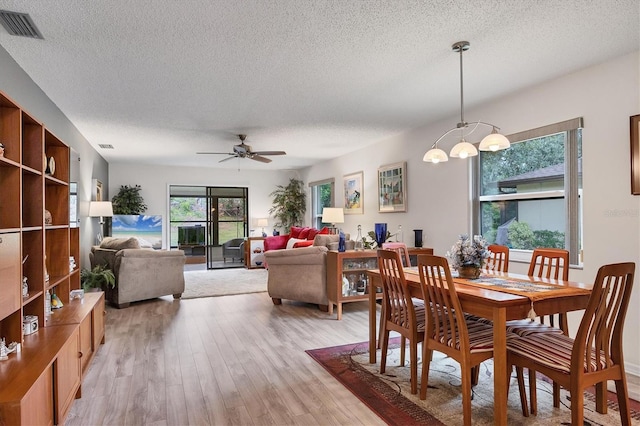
xmin=98 ymin=144 xmax=114 ymax=149
xmin=0 ymin=10 xmax=43 ymax=39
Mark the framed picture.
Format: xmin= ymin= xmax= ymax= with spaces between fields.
xmin=631 ymin=114 xmax=640 ymax=195
xmin=378 ymin=161 xmax=407 ymax=212
xmin=112 ymin=215 xmax=163 ymax=249
xmin=343 ymin=171 xmax=364 ymax=214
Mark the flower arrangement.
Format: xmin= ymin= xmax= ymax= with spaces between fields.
xmin=447 ymin=235 xmax=491 ymax=269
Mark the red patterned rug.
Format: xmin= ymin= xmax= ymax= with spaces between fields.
xmin=307 ymin=339 xmax=640 ymax=425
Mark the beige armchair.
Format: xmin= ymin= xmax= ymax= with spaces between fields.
xmin=263 ymin=234 xmax=353 ymax=311
xmin=90 ymin=237 xmax=186 ymax=308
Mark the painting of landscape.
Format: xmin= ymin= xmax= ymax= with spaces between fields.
xmin=112 ymin=215 xmax=163 ymax=249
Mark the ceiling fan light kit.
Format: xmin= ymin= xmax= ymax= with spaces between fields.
xmin=197 ymin=134 xmax=286 ymax=163
xmin=423 ymin=41 xmax=510 ymax=164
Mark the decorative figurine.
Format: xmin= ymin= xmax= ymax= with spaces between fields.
xmin=0 ymin=338 xmax=7 ymax=361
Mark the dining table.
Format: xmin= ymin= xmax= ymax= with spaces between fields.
xmin=366 ymin=267 xmax=592 ymax=425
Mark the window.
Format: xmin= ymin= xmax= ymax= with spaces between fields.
xmin=474 ymin=118 xmax=583 ymax=265
xmin=309 ymin=178 xmax=334 ymax=229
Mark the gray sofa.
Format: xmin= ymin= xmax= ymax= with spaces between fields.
xmin=264 ymin=234 xmax=353 ymax=311
xmin=90 ymin=237 xmax=186 ymax=308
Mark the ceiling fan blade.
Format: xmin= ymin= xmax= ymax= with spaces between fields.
xmin=251 ymin=151 xmax=286 ymax=156
xmin=218 ymin=155 xmax=238 ymax=163
xmin=196 ymin=152 xmax=234 ymax=155
xmin=250 ymin=155 xmax=272 ymax=163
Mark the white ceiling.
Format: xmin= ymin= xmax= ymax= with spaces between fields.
xmin=0 ymin=1 xmax=638 ymax=170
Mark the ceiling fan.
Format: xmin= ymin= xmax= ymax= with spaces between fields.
xmin=197 ymin=134 xmax=286 ymax=163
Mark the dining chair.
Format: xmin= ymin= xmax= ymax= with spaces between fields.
xmin=486 ymin=244 xmax=509 ymax=273
xmin=417 ymin=254 xmax=494 ymax=426
xmin=506 ymin=247 xmax=570 ymax=413
xmin=381 ymin=242 xmax=412 ymax=267
xmin=508 ymin=262 xmax=635 ymax=425
xmin=377 ymin=249 xmax=425 ymax=394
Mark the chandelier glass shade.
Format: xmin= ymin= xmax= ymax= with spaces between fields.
xmin=423 ymin=41 xmax=510 ymax=164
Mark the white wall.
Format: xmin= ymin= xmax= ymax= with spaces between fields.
xmin=0 ymin=45 xmax=109 ymax=267
xmin=108 ymin=163 xmax=295 ymax=247
xmin=301 ymin=52 xmax=640 ymax=375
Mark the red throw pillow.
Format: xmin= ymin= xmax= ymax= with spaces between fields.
xmin=307 ymin=228 xmax=320 ymax=241
xmin=293 ymin=240 xmax=314 ymax=248
xmin=264 ymin=235 xmax=289 ymax=251
xmin=318 ymin=226 xmax=330 ymax=235
xmin=290 ymin=226 xmax=303 ymax=239
xmin=298 ymin=227 xmax=312 ymax=239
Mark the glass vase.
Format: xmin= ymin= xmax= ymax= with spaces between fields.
xmin=374 ymin=223 xmax=387 ymax=248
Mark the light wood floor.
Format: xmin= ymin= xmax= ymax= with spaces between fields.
xmin=66 ymin=294 xmax=386 ymax=426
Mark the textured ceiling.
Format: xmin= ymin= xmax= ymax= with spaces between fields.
xmin=0 ymin=0 xmax=638 ymax=170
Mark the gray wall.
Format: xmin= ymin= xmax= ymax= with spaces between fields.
xmin=0 ymin=45 xmax=109 ymax=267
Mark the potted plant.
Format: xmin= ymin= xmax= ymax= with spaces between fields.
xmin=268 ymin=178 xmax=306 ymax=230
xmin=111 ymin=184 xmax=148 ymax=214
xmin=80 ymin=265 xmax=116 ymax=292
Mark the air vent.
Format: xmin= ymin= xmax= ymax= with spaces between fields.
xmin=98 ymin=144 xmax=114 ymax=149
xmin=0 ymin=10 xmax=43 ymax=39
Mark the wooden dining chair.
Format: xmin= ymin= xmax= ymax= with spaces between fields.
xmin=508 ymin=262 xmax=635 ymax=425
xmin=377 ymin=249 xmax=425 ymax=394
xmin=417 ymin=254 xmax=494 ymax=426
xmin=486 ymin=244 xmax=509 ymax=273
xmin=506 ymin=247 xmax=570 ymax=414
xmin=381 ymin=242 xmax=412 ymax=267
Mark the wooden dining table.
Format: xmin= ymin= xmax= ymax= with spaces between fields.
xmin=366 ymin=268 xmax=592 ymax=425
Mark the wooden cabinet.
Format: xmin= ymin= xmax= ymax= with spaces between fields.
xmin=326 ymin=248 xmax=433 ymax=320
xmin=0 ymin=90 xmax=105 ymax=425
xmin=244 ymin=237 xmax=266 ymax=268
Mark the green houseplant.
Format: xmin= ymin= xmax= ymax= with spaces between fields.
xmin=80 ymin=265 xmax=116 ymax=291
xmin=111 ymin=184 xmax=148 ymax=214
xmin=268 ymin=178 xmax=306 ymax=230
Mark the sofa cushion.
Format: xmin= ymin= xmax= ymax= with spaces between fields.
xmin=286 ymin=237 xmax=306 ymax=249
xmin=293 ymin=240 xmax=314 ymax=248
xmin=264 ymin=234 xmax=290 ymax=251
xmin=100 ymin=237 xmax=141 ymax=250
xmin=298 ymin=227 xmax=312 ymax=239
xmin=290 ymin=226 xmax=304 ymax=238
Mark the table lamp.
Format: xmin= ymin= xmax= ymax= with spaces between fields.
xmin=89 ymin=201 xmax=114 ymax=244
xmin=321 ymin=207 xmax=344 ymax=234
xmin=256 ymin=218 xmax=269 ymax=237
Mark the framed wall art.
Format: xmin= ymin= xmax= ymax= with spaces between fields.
xmin=631 ymin=114 xmax=640 ymax=195
xmin=343 ymin=171 xmax=363 ymax=214
xmin=378 ymin=161 xmax=407 ymax=212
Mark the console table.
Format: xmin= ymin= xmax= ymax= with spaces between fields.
xmin=244 ymin=237 xmax=266 ymax=269
xmin=326 ymin=248 xmax=433 ymax=319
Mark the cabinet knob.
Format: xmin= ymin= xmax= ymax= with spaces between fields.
xmin=78 ymin=351 xmax=83 ymax=358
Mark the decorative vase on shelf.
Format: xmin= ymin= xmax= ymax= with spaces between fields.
xmin=413 ymin=229 xmax=423 ymax=248
xmin=458 ymin=265 xmax=481 ymax=279
xmin=354 ymin=224 xmax=364 ymax=251
xmin=374 ymin=223 xmax=387 ymax=248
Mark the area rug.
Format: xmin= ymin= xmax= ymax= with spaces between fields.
xmin=307 ymin=340 xmax=640 ymax=425
xmin=182 ymin=268 xmax=268 ymax=299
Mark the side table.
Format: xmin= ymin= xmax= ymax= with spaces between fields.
xmin=244 ymin=237 xmax=266 ymax=268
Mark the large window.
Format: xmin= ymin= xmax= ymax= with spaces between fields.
xmin=309 ymin=178 xmax=334 ymax=229
xmin=474 ymin=118 xmax=583 ymax=264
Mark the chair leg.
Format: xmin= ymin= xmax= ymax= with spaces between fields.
xmin=380 ymin=327 xmax=389 ymax=374
xmin=528 ymin=369 xmax=537 ymax=416
xmin=552 ymin=381 xmax=561 ymax=408
xmin=420 ymin=346 xmax=433 ymax=400
xmin=410 ymin=339 xmax=418 ymax=394
xmin=515 ymin=366 xmax=530 ymax=417
xmin=614 ymin=378 xmax=632 ymax=425
xmin=377 ymin=304 xmax=385 ymax=349
xmin=570 ymin=387 xmax=584 ymax=426
xmin=400 ymin=336 xmax=406 ymax=367
xmin=460 ymin=362 xmax=473 ymax=426
xmin=596 ymin=381 xmax=607 ymax=413
xmin=471 ymin=365 xmax=480 ymax=386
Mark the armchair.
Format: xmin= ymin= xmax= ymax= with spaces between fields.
xmin=222 ymin=238 xmax=245 ymax=263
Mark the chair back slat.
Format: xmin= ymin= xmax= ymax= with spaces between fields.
xmin=377 ymin=249 xmax=415 ymax=331
xmin=487 ymin=244 xmax=509 ymax=273
xmin=573 ymin=262 xmax=634 ymax=374
xmin=382 ymin=242 xmax=412 ymax=267
xmin=417 ymin=254 xmax=469 ymax=353
xmin=528 ymin=248 xmax=569 ymax=281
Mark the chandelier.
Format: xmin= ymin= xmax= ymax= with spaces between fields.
xmin=423 ymin=41 xmax=510 ymax=164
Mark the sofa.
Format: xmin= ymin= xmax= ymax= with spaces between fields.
xmin=89 ymin=237 xmax=186 ymax=308
xmin=264 ymin=233 xmax=353 ymax=310
xmin=263 ymin=226 xmax=330 ymax=252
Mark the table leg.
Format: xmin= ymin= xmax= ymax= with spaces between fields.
xmin=493 ymin=307 xmax=508 ymax=425
xmin=369 ymin=282 xmax=377 ymax=364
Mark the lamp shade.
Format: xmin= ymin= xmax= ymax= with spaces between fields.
xmin=89 ymin=201 xmax=113 ymax=217
xmin=449 ymin=139 xmax=478 ymax=159
xmin=256 ymin=218 xmax=269 ymax=227
xmin=479 ymin=129 xmax=510 ymax=152
xmin=423 ymin=147 xmax=449 ymax=163
xmin=321 ymin=207 xmax=344 ymax=224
